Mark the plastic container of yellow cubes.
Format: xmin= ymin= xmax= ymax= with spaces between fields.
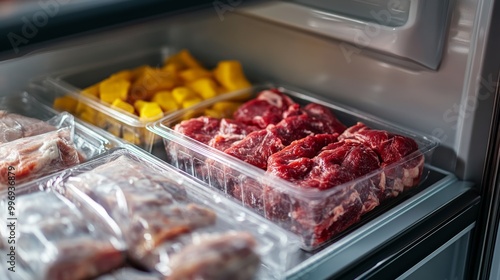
xmin=39 ymin=46 xmax=252 ymax=152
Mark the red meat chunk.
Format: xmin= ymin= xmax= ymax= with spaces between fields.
xmin=233 ymin=89 xmax=296 ymax=128
xmin=226 ymin=105 xmax=346 ymax=170
xmin=339 ymin=122 xmax=418 ymax=165
xmin=174 ymin=117 xmax=221 ymax=145
xmin=208 ymin=119 xmax=260 ymax=151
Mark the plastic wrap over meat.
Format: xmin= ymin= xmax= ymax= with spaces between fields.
xmin=0 ymin=127 xmax=81 ymax=190
xmin=0 ymin=191 xmax=126 ymax=280
xmin=0 ymin=111 xmax=56 ymax=144
xmin=64 ymin=155 xmax=261 ymax=279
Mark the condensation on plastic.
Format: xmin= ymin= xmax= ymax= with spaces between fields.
xmin=0 ymin=189 xmax=126 ymax=280
xmin=147 ymin=84 xmax=440 ymax=251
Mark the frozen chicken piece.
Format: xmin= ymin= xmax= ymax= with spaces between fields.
xmin=0 ymin=191 xmax=125 ymax=280
xmin=0 ymin=111 xmax=55 ymax=144
xmin=0 ymin=128 xmax=81 ymax=190
xmin=168 ymin=232 xmax=260 ymax=280
xmin=64 ymin=156 xmax=216 ymax=267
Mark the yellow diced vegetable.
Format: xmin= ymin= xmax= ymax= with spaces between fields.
xmin=152 ymin=91 xmax=179 ymax=113
xmin=179 ymin=68 xmax=211 ymax=83
xmin=182 ymin=97 xmax=204 ymax=109
xmin=162 ymin=62 xmax=185 ymax=74
xmin=111 ymin=99 xmax=135 ymax=114
xmin=214 ymin=60 xmax=251 ymax=91
xmin=131 ymin=65 xmax=153 ymax=80
xmin=109 ymin=70 xmax=133 ymax=81
xmin=172 ymin=87 xmax=199 ymax=104
xmin=139 ymin=103 xmax=163 ymax=120
xmin=82 ymin=84 xmax=100 ymax=97
xmin=190 ymin=78 xmax=219 ymax=100
xmin=99 ymin=79 xmax=130 ymax=104
xmin=79 ymin=110 xmax=97 ymax=125
xmin=130 ymin=68 xmax=178 ymax=102
xmin=165 ymin=49 xmax=203 ymax=69
xmin=122 ymin=129 xmax=141 ymax=145
xmin=53 ymin=96 xmax=78 ymax=113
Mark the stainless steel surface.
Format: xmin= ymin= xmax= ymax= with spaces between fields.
xmin=239 ymin=0 xmax=451 ymax=70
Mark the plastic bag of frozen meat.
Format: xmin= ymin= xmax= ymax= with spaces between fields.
xmin=0 ymin=190 xmax=127 ymax=280
xmin=64 ymin=152 xmax=263 ymax=280
xmin=0 ymin=112 xmax=82 ymax=190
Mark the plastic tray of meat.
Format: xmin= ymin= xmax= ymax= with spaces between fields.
xmin=146 ymin=84 xmax=440 ymax=251
xmin=0 ymin=147 xmax=290 ymax=280
xmin=35 ymin=46 xmax=253 ymax=151
xmin=0 ymin=92 xmax=121 ymax=189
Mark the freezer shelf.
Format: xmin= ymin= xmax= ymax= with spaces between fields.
xmin=286 ymin=165 xmax=478 ymax=279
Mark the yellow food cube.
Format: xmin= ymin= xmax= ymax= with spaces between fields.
xmin=189 ymin=78 xmax=219 ymax=100
xmin=130 ymin=68 xmax=178 ymax=102
xmin=203 ymin=109 xmax=224 ymax=118
xmin=139 ymin=103 xmax=163 ymax=120
xmin=214 ymin=60 xmax=251 ymax=91
xmin=165 ymin=49 xmax=203 ymax=69
xmin=111 ymin=99 xmax=135 ymax=114
xmin=133 ymin=100 xmax=153 ymax=111
xmin=179 ymin=68 xmax=211 ymax=83
xmin=131 ymin=65 xmax=153 ymax=80
xmin=152 ymin=91 xmax=179 ymax=113
xmin=172 ymin=87 xmax=199 ymax=104
xmin=182 ymin=97 xmax=204 ymax=109
xmin=211 ymin=101 xmax=242 ymax=117
xmin=99 ymin=79 xmax=130 ymax=104
xmin=122 ymin=129 xmax=142 ymax=145
xmin=78 ymin=110 xmax=97 ymax=125
xmin=162 ymin=62 xmax=185 ymax=74
xmin=53 ymin=96 xmax=78 ymax=113
xmin=109 ymin=70 xmax=133 ymax=81
xmin=82 ymin=84 xmax=100 ymax=97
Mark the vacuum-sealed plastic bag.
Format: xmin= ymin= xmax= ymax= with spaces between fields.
xmin=0 ymin=191 xmax=126 ymax=280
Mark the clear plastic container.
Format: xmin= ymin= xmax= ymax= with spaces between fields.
xmin=38 ymin=47 xmax=247 ymax=151
xmin=2 ymin=147 xmax=291 ymax=280
xmin=147 ymin=84 xmax=440 ymax=251
xmin=0 ymin=92 xmax=121 ymax=161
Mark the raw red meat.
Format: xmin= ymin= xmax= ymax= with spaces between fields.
xmin=226 ymin=106 xmax=346 ymax=170
xmin=265 ymin=134 xmax=382 ymax=244
xmin=0 ymin=111 xmax=55 ymax=144
xmin=169 ymin=232 xmax=259 ymax=280
xmin=0 ymin=128 xmax=81 ymax=189
xmin=339 ymin=122 xmax=424 ymax=198
xmin=233 ymin=89 xmax=296 ymax=128
xmin=174 ymin=116 xmax=221 ymax=145
xmin=208 ymin=119 xmax=260 ymax=151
